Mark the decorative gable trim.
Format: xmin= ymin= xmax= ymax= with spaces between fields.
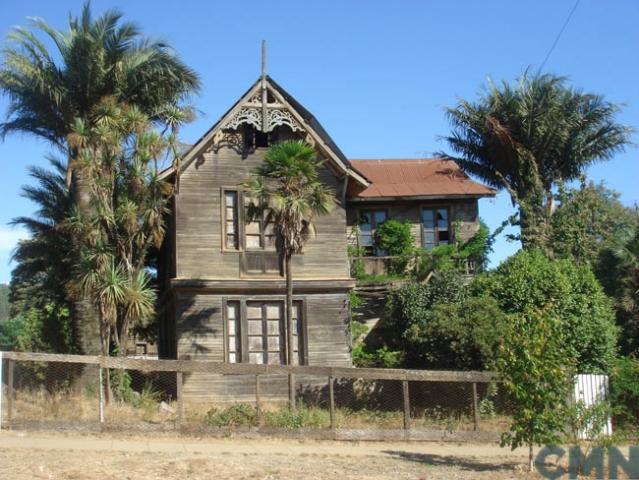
xmin=159 ymin=77 xmax=369 ymax=187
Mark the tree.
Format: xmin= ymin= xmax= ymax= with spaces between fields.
xmin=472 ymin=249 xmax=618 ymax=372
xmin=243 ymin=141 xmax=335 ymax=374
xmin=604 ymin=227 xmax=639 ymax=355
xmin=441 ymin=72 xmax=631 ymax=249
xmin=0 ymin=2 xmax=199 ymax=353
xmin=550 ymin=182 xmax=638 ymax=265
xmin=496 ymin=308 xmax=575 ymax=471
xmin=66 ymin=100 xmax=179 ymax=358
xmin=10 ymin=158 xmax=74 ymax=317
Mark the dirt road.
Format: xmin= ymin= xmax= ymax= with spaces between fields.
xmin=0 ymin=431 xmax=539 ymax=479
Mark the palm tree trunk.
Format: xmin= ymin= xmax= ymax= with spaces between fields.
xmin=285 ymin=253 xmax=295 ymax=407
xmin=70 ymin=165 xmax=102 ymax=355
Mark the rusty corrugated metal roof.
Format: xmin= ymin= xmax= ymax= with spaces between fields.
xmin=348 ymin=159 xmax=495 ymax=199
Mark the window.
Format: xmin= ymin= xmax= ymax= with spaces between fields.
xmin=358 ymin=210 xmax=387 ymax=256
xmin=244 ymin=197 xmax=275 ymax=250
xmin=223 ymin=190 xmax=240 ymax=250
xmin=422 ymin=208 xmax=450 ymax=250
xmin=225 ymin=300 xmax=304 ymax=365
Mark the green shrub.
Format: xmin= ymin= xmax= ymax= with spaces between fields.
xmin=204 ymin=404 xmax=257 ymax=427
xmin=472 ymin=249 xmax=618 ymax=372
xmin=263 ymin=404 xmax=329 ymax=429
xmin=375 ymin=219 xmax=415 ymax=274
xmin=609 ymin=356 xmax=639 ymax=427
xmin=0 ymin=316 xmax=24 ymax=350
xmin=352 ymin=344 xmax=403 ymax=368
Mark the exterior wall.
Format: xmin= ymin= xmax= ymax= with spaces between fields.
xmin=174 ymin=291 xmax=351 ymax=403
xmin=175 ymin=142 xmax=350 ymax=280
xmin=346 ymin=198 xmax=480 ymax=250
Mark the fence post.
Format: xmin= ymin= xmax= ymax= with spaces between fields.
xmin=255 ymin=374 xmax=261 ymax=425
xmin=98 ymin=366 xmax=104 ymax=425
xmin=0 ymin=351 xmax=3 ymax=430
xmin=176 ymin=371 xmax=184 ymax=429
xmin=402 ymin=379 xmax=411 ymax=432
xmin=288 ymin=372 xmax=295 ymax=409
xmin=328 ymin=375 xmax=336 ymax=431
xmin=472 ymin=382 xmax=479 ymax=431
xmin=7 ymin=359 xmax=14 ymax=428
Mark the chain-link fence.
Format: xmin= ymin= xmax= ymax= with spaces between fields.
xmin=0 ymin=351 xmax=513 ymax=441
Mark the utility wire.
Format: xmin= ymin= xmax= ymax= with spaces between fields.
xmin=539 ymin=0 xmax=581 ymax=71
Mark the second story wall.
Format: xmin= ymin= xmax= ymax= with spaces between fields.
xmin=174 ymin=140 xmax=350 ymax=280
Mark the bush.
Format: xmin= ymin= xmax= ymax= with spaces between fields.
xmin=609 ymin=356 xmax=639 ymax=427
xmin=204 ymin=404 xmax=257 ymax=427
xmin=472 ymin=249 xmax=618 ymax=373
xmin=264 ymin=405 xmax=329 ymax=429
xmin=375 ymin=219 xmax=415 ymax=274
xmin=0 ymin=316 xmax=24 ymax=350
xmin=352 ymin=344 xmax=403 ymax=368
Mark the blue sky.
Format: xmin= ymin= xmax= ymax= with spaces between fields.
xmin=0 ymin=0 xmax=637 ymax=284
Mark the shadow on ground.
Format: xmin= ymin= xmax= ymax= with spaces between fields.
xmin=382 ymin=450 xmax=520 ymax=473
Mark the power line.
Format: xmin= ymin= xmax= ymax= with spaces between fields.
xmin=539 ymin=0 xmax=581 ymax=71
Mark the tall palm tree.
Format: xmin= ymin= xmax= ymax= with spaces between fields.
xmin=0 ymin=3 xmax=200 ymax=353
xmin=243 ymin=141 xmax=335 ymax=374
xmin=441 ymin=72 xmax=631 ymax=249
xmin=10 ymin=157 xmax=73 ymax=315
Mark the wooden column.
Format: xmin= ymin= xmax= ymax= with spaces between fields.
xmin=98 ymin=367 xmax=104 ymax=425
xmin=7 ymin=360 xmax=14 ymax=427
xmin=176 ymin=371 xmax=184 ymax=428
xmin=402 ymin=380 xmax=411 ymax=431
xmin=288 ymin=373 xmax=296 ymax=409
xmin=328 ymin=376 xmax=336 ymax=431
xmin=255 ymin=374 xmax=261 ymax=425
xmin=472 ymin=382 xmax=479 ymax=431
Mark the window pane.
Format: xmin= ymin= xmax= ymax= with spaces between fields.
xmin=422 ymin=209 xmax=435 ymax=228
xmin=248 ymin=336 xmax=263 ymax=351
xmin=249 ymin=352 xmax=263 ymax=364
xmin=360 ymin=232 xmax=373 ymax=247
xmin=267 ymin=336 xmax=280 ymax=350
xmin=359 ymin=212 xmax=372 ymax=231
xmin=247 ymin=305 xmax=262 ymax=319
xmin=245 ymin=222 xmax=261 ymax=234
xmin=248 ymin=320 xmax=262 ymax=335
xmin=266 ymin=304 xmax=281 ymax=319
xmin=224 ymin=192 xmax=236 ymax=207
xmin=246 ymin=234 xmax=261 ymax=248
xmin=228 ymin=335 xmax=236 ymax=352
xmin=267 ymin=320 xmax=280 ymax=334
xmin=267 ymin=353 xmax=280 ymax=364
xmin=229 ymin=352 xmax=237 ymax=363
xmin=226 ymin=221 xmax=235 ymax=234
xmin=227 ymin=304 xmax=237 ymax=319
xmin=227 ymin=320 xmax=236 ymax=336
xmin=424 ymin=231 xmax=436 ymax=243
xmin=439 ymin=230 xmax=450 ymax=243
xmin=374 ymin=210 xmax=386 ymax=225
xmin=265 ymin=235 xmax=276 ymax=248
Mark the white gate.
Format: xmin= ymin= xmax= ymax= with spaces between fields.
xmin=573 ymin=373 xmax=612 ymax=439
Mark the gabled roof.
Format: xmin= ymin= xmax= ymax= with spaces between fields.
xmin=348 ymin=159 xmax=496 ymax=200
xmin=159 ymin=76 xmax=369 ymax=187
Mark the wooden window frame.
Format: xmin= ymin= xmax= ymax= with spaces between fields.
xmin=420 ymin=205 xmax=452 ymax=249
xmin=222 ymin=296 xmax=308 ymax=365
xmin=357 ymin=207 xmax=389 ymax=257
xmin=221 ymin=188 xmax=243 ymax=252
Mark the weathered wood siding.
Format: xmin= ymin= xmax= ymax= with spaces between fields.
xmin=176 ymin=291 xmax=351 ymax=403
xmin=175 ymin=143 xmax=350 ymax=280
xmin=346 ymin=199 xmax=480 ymax=249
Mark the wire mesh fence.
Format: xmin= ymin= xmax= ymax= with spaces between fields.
xmin=0 ymin=351 xmax=509 ymax=440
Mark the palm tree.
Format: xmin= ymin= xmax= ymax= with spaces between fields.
xmin=611 ymin=227 xmax=639 ymax=355
xmin=441 ymin=72 xmax=631 ymax=249
xmin=10 ymin=157 xmax=73 ymax=319
xmin=243 ymin=141 xmax=335 ymax=373
xmin=0 ymin=3 xmax=199 ymax=353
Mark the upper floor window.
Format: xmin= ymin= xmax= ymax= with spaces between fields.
xmin=244 ymin=197 xmax=275 ymax=250
xmin=223 ymin=190 xmax=240 ymax=250
xmin=422 ymin=207 xmax=450 ymax=250
xmin=359 ymin=209 xmax=387 ymax=256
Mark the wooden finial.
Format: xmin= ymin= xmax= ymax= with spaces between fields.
xmin=261 ymin=40 xmax=267 ymax=80
xmin=261 ymin=40 xmax=267 ymax=132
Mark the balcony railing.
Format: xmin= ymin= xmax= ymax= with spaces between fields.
xmin=350 ymin=254 xmax=477 ymax=279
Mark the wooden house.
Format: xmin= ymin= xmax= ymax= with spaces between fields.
xmin=156 ymin=75 xmax=494 ymax=402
